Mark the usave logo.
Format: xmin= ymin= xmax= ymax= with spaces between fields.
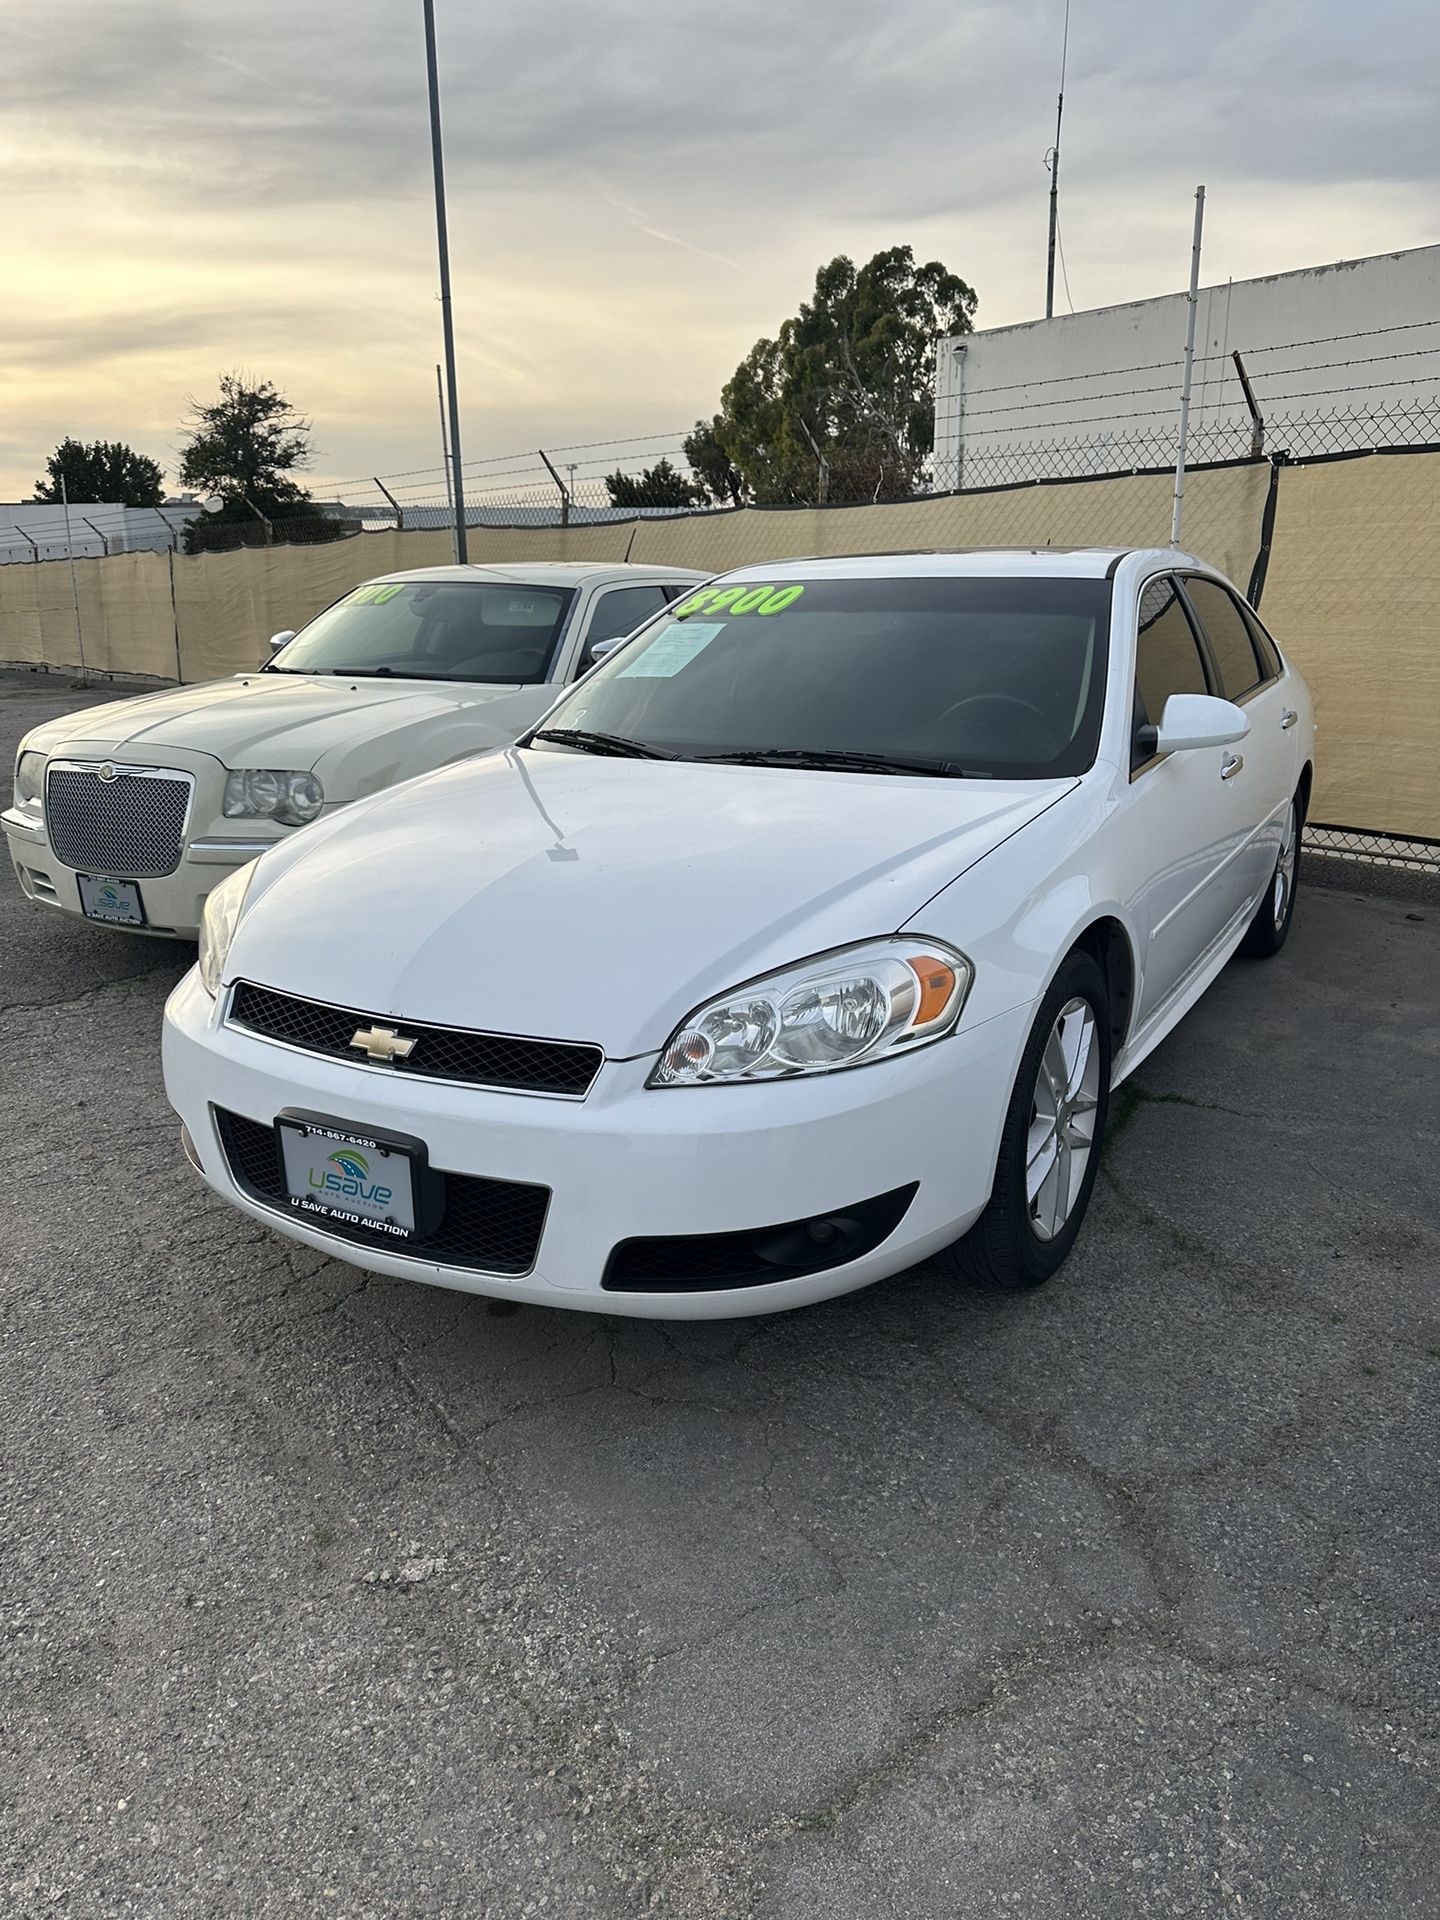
xmin=309 ymin=1149 xmax=394 ymax=1209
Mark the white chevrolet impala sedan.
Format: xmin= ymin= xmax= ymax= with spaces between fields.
xmin=162 ymin=549 xmax=1314 ymax=1318
xmin=4 ymin=562 xmax=704 ymax=937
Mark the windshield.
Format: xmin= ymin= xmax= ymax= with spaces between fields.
xmin=270 ymin=579 xmax=577 ymax=684
xmin=532 ymin=575 xmax=1111 ymax=779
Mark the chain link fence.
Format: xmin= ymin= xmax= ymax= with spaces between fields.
xmin=4 ymin=333 xmax=1437 ymax=873
xmin=1306 ymin=825 xmax=1440 ymax=871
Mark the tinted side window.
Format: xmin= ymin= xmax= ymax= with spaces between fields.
xmin=586 ymin=586 xmax=670 ymax=646
xmin=1135 ymin=576 xmax=1208 ymax=737
xmin=1183 ymin=577 xmax=1265 ymax=700
xmin=1239 ymin=602 xmax=1284 ymax=681
xmin=575 ymin=586 xmax=672 ymax=675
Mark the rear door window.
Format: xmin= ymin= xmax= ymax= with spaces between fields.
xmin=1239 ymin=603 xmax=1284 ymax=681
xmin=1181 ymin=577 xmax=1268 ymax=701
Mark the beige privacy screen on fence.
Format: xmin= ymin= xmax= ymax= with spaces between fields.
xmin=1260 ymin=452 xmax=1440 ymax=840
xmin=2 ymin=453 xmax=1435 ymax=836
xmin=0 ymin=549 xmax=180 ymax=680
xmin=624 ymin=462 xmax=1271 ymax=584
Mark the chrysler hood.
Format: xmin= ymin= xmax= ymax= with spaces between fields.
xmin=229 ymin=748 xmax=1073 ymax=1059
xmin=29 ymin=673 xmax=532 ymax=771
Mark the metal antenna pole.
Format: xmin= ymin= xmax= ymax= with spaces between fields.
xmin=435 ymin=362 xmax=455 ymax=533
xmin=1170 ymin=184 xmax=1206 ymax=549
xmin=1044 ymin=0 xmax=1070 ymax=319
xmin=59 ymin=473 xmax=89 ymax=683
xmin=423 ymin=0 xmax=468 ymax=564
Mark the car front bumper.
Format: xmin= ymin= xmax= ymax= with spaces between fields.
xmin=4 ymin=807 xmax=272 ymax=939
xmin=162 ymin=967 xmax=1034 ymax=1319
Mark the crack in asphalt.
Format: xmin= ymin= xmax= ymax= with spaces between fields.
xmin=0 ymin=960 xmax=186 ymax=1019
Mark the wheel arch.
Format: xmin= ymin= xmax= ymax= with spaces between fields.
xmin=1064 ymin=914 xmax=1138 ymax=1061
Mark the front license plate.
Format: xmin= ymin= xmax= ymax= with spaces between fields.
xmin=78 ymin=874 xmax=146 ymax=925
xmin=278 ymin=1119 xmax=417 ymax=1240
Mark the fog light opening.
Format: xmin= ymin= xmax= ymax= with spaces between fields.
xmin=752 ymin=1212 xmax=867 ymax=1271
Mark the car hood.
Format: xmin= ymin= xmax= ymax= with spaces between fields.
xmin=27 ymin=673 xmax=528 ymax=770
xmin=229 ymin=749 xmax=1073 ymax=1059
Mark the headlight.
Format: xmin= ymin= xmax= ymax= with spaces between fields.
xmin=650 ymin=938 xmax=972 ymax=1086
xmin=197 ymin=860 xmax=258 ymax=997
xmin=14 ymin=751 xmax=44 ymax=810
xmin=223 ymin=768 xmax=324 ymax=827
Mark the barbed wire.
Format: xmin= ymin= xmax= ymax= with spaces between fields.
xmin=325 ymin=430 xmax=695 ymax=494
xmin=943 ymin=348 xmax=1440 ymax=423
xmin=7 ymin=328 xmax=1440 ymax=561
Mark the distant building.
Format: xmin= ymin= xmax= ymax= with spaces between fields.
xmin=0 ymin=500 xmax=205 ymax=565
xmin=932 ymin=241 xmax=1440 ymax=488
xmin=0 ymin=497 xmax=361 ymax=564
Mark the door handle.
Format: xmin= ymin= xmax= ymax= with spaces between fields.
xmin=1280 ymin=707 xmax=1298 ymax=730
xmin=1220 ymin=752 xmax=1244 ymax=781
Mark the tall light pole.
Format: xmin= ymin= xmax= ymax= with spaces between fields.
xmin=1044 ymin=0 xmax=1071 ymax=320
xmin=423 ymin=0 xmax=468 ymax=563
xmin=1171 ymin=185 xmax=1206 ymax=549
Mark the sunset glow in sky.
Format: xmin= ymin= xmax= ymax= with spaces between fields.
xmin=3 ymin=0 xmax=1435 ymax=503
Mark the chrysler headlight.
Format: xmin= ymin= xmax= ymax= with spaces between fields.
xmin=651 ymin=938 xmax=972 ymax=1086
xmin=197 ymin=860 xmax=258 ymax=997
xmin=223 ymin=768 xmax=324 ymax=827
xmin=14 ymin=750 xmax=44 ymax=811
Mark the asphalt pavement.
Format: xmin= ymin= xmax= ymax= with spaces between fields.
xmin=2 ymin=670 xmax=1436 ymax=1918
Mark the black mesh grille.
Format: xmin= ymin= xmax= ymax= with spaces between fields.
xmin=46 ymin=764 xmax=191 ymax=877
xmin=228 ymin=981 xmax=602 ymax=1097
xmin=214 ymin=1108 xmax=549 ymax=1276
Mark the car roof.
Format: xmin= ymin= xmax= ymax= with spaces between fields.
xmin=363 ymin=561 xmax=709 ymax=588
xmin=707 ymin=547 xmax=1216 ymax=582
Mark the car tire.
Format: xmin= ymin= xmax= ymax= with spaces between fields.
xmin=1240 ymin=791 xmax=1302 ymax=959
xmin=949 ymin=949 xmax=1112 ymax=1290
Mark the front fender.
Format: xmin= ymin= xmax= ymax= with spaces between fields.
xmin=902 ymin=771 xmax=1142 ymax=1039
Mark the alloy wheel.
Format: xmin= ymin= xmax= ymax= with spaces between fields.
xmin=1026 ymin=996 xmax=1101 ymax=1243
xmin=1274 ymin=802 xmax=1298 ymax=931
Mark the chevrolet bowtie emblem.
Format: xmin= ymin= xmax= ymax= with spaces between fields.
xmin=349 ymin=1024 xmax=417 ymax=1064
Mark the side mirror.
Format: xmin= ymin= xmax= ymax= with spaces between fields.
xmin=1151 ymin=692 xmax=1250 ymax=754
xmin=268 ymin=629 xmax=296 ymax=654
xmin=588 ymin=635 xmax=627 ymax=665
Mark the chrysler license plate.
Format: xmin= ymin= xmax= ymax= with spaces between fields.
xmin=78 ymin=874 xmax=145 ymax=925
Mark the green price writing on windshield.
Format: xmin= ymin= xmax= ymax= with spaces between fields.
xmin=672 ymin=583 xmax=806 ymax=619
xmin=347 ymin=582 xmax=406 ymax=606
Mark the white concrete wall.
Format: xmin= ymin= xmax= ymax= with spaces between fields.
xmin=934 ymin=243 xmax=1440 ymax=488
xmin=0 ymin=501 xmax=200 ymax=565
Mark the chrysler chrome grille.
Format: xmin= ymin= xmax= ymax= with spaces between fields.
xmin=45 ymin=761 xmax=193 ymax=878
xmin=227 ymin=981 xmax=604 ymax=1097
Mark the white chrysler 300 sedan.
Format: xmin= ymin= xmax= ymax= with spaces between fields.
xmin=163 ymin=549 xmax=1314 ymax=1318
xmin=3 ymin=561 xmax=705 ymax=937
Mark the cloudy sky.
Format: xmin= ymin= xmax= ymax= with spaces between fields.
xmin=3 ymin=0 xmax=1435 ymax=505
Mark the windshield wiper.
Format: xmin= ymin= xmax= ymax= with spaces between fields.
xmin=696 ymin=747 xmax=980 ymax=778
xmin=326 ymin=666 xmax=463 ymax=680
xmin=529 ymin=727 xmax=678 ymax=761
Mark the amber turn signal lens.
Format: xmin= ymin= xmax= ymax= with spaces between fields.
xmin=907 ymin=956 xmax=958 ymax=1026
